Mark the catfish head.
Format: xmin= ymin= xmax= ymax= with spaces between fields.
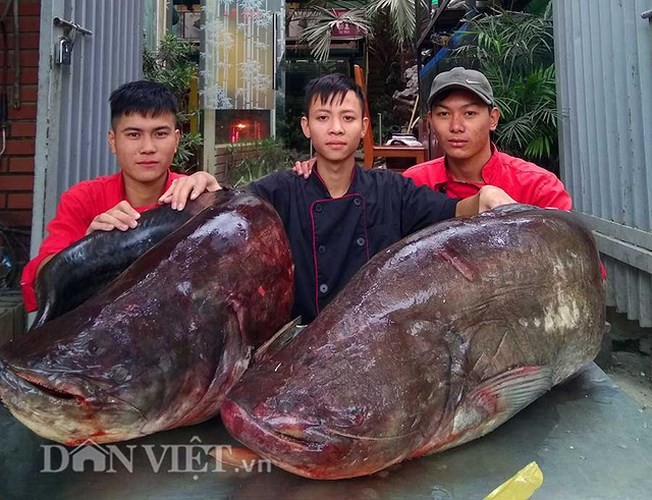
xmin=221 ymin=315 xmax=459 ymax=480
xmin=0 ymin=301 xmax=248 ymax=445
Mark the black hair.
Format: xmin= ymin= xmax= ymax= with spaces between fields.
xmin=303 ymin=73 xmax=366 ymax=116
xmin=109 ymin=80 xmax=178 ymax=127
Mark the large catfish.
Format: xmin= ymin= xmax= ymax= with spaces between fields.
xmin=221 ymin=205 xmax=605 ymax=480
xmin=0 ymin=190 xmax=294 ymax=445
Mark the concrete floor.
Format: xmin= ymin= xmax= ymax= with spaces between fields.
xmin=599 ymin=308 xmax=652 ymax=413
xmin=604 ymin=351 xmax=652 ymax=413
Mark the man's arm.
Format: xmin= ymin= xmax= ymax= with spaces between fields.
xmin=400 ymin=178 xmax=516 ymax=237
xmin=455 ymin=185 xmax=516 ymax=216
xmin=533 ymin=177 xmax=573 ymax=210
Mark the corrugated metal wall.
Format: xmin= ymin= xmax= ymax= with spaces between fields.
xmin=554 ymin=0 xmax=652 ymax=326
xmin=32 ymin=0 xmax=144 ymax=252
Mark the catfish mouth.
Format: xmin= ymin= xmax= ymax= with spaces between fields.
xmin=0 ymin=361 xmax=133 ymax=412
xmin=222 ymin=399 xmax=340 ymax=453
xmin=222 ymin=400 xmax=392 ymax=480
xmin=0 ymin=361 xmax=146 ymax=445
xmin=12 ymin=369 xmax=88 ymax=402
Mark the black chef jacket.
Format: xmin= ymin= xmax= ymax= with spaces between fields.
xmin=249 ymin=165 xmax=458 ymax=323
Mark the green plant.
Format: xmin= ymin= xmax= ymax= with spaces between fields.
xmin=449 ymin=7 xmax=558 ymax=170
xmin=143 ymin=33 xmax=203 ymax=173
xmin=298 ymin=1 xmax=426 ymax=63
xmin=226 ymin=138 xmax=301 ymax=187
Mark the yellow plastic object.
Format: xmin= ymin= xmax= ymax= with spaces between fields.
xmin=484 ymin=461 xmax=544 ymax=500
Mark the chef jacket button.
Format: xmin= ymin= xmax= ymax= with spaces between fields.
xmin=319 ymin=284 xmax=329 ymax=294
xmin=318 ymin=245 xmax=326 ymax=254
xmin=314 ymin=204 xmax=323 ymax=212
xmin=356 ymin=237 xmax=366 ymax=247
xmin=353 ymin=198 xmax=362 ymax=207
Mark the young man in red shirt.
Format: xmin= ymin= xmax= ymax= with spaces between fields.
xmin=20 ymin=80 xmax=219 ymax=312
xmin=403 ymin=67 xmax=571 ymax=210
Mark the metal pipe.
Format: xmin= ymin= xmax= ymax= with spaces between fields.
xmin=12 ymin=0 xmax=19 ymax=107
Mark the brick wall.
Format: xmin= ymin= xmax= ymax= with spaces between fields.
xmin=0 ymin=0 xmax=40 ymax=232
xmin=0 ymin=1 xmax=39 ymax=283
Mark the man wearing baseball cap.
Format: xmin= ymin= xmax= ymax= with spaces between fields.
xmin=403 ymin=67 xmax=571 ymax=210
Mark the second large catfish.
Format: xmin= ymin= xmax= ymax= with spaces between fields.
xmin=221 ymin=205 xmax=606 ymax=479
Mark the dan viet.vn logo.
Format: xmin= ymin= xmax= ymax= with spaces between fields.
xmin=41 ymin=435 xmax=272 ymax=477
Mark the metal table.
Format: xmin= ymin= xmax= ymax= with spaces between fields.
xmin=1 ymin=363 xmax=651 ymax=499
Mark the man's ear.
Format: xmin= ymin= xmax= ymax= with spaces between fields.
xmin=108 ymin=129 xmax=116 ymax=154
xmin=360 ymin=116 xmax=369 ymax=138
xmin=175 ymin=128 xmax=180 ymax=152
xmin=300 ymin=116 xmax=311 ymax=139
xmin=489 ymin=107 xmax=500 ymax=132
xmin=427 ymin=110 xmax=435 ymax=128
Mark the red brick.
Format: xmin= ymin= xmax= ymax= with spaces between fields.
xmin=19 ymin=16 xmax=41 ymax=33
xmin=18 ymin=85 xmax=38 ymax=103
xmin=7 ymin=192 xmax=33 ymax=209
xmin=8 ymin=33 xmax=41 ymax=50
xmin=0 ymin=210 xmax=32 ymax=228
xmin=18 ymin=50 xmax=39 ymax=68
xmin=0 ymin=157 xmax=8 ymax=173
xmin=8 ymin=157 xmax=34 ymax=173
xmin=6 ymin=68 xmax=39 ymax=85
xmin=0 ymin=175 xmax=33 ymax=191
xmin=8 ymin=104 xmax=37 ymax=121
xmin=0 ymin=33 xmax=40 ymax=51
xmin=0 ymin=193 xmax=6 ymax=208
xmin=0 ymin=82 xmax=38 ymax=104
xmin=18 ymin=1 xmax=41 ymax=16
xmin=4 ymin=139 xmax=35 ymax=155
xmin=9 ymin=122 xmax=37 ymax=138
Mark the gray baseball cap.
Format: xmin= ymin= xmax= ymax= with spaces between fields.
xmin=427 ymin=67 xmax=494 ymax=107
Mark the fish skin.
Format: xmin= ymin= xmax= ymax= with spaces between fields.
xmin=221 ymin=204 xmax=605 ymax=480
xmin=31 ymin=195 xmax=215 ymax=329
xmin=0 ymin=190 xmax=294 ymax=445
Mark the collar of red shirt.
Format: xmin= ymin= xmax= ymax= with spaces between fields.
xmin=432 ymin=145 xmax=501 ymax=189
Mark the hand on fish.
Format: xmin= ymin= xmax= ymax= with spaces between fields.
xmin=477 ymin=185 xmax=517 ymax=212
xmin=159 ymin=171 xmax=222 ymax=210
xmin=86 ymin=200 xmax=141 ymax=235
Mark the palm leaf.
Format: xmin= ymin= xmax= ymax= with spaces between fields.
xmin=448 ymin=8 xmax=558 ymax=166
xmin=365 ymin=0 xmax=428 ymax=44
xmin=300 ymin=7 xmax=373 ymax=62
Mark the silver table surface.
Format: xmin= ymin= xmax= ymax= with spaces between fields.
xmin=1 ymin=363 xmax=651 ymax=499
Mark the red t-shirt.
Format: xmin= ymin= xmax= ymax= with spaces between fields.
xmin=20 ymin=170 xmax=185 ymax=312
xmin=402 ymin=151 xmax=609 ymax=278
xmin=402 ymin=148 xmax=572 ymax=210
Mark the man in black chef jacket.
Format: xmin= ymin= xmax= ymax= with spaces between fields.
xmin=247 ymin=73 xmax=515 ymax=324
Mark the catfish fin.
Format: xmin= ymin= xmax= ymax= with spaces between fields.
xmin=451 ymin=365 xmax=553 ymax=446
xmin=420 ymin=366 xmax=553 ymax=456
xmin=254 ymin=317 xmax=304 ymax=363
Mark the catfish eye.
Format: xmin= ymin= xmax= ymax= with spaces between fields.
xmin=86 ymin=339 xmax=109 ymax=357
